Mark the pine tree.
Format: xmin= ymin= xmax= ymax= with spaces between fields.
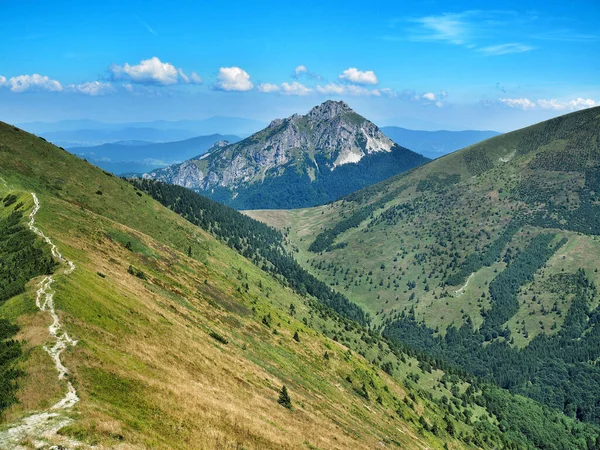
xmin=278 ymin=385 xmax=292 ymax=409
xmin=187 ymin=246 xmax=192 ymax=257
xmin=293 ymin=331 xmax=300 ymax=342
xmin=361 ymin=383 xmax=370 ymax=400
xmin=445 ymin=416 xmax=456 ymax=437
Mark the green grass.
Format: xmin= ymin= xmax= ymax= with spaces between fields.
xmin=249 ymin=107 xmax=600 ymax=445
xmin=3 ymin=114 xmax=600 ymax=448
xmin=0 ymin=121 xmax=487 ymax=449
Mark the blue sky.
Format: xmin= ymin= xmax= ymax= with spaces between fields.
xmin=0 ymin=0 xmax=598 ymax=131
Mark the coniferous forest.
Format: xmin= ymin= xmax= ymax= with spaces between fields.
xmin=132 ymin=177 xmax=600 ymax=450
xmin=130 ymin=179 xmax=369 ymax=325
xmin=0 ymin=195 xmax=56 ymax=417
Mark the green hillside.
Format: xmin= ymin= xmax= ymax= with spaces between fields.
xmin=0 ymin=122 xmax=506 ymax=449
xmin=1 ymin=121 xmax=598 ymax=449
xmin=248 ymin=106 xmax=600 ymax=427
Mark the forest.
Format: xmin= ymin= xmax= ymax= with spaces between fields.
xmin=130 ymin=179 xmax=369 ymax=325
xmin=0 ymin=194 xmax=56 ymax=417
xmin=131 ymin=178 xmax=600 ymax=449
xmin=194 ymin=147 xmax=428 ymax=210
xmin=384 ymin=268 xmax=600 ymax=425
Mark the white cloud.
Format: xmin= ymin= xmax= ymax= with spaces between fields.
xmin=478 ymin=43 xmax=534 ymax=56
xmin=315 ymin=83 xmax=382 ymax=96
xmin=378 ymin=88 xmax=396 ymax=98
xmin=0 ymin=76 xmax=6 ymax=86
xmin=538 ymin=97 xmax=598 ymax=110
xmin=338 ymin=67 xmax=378 ymax=85
xmin=498 ymin=98 xmax=537 ymax=110
xmin=411 ymin=12 xmax=473 ymax=45
xmin=257 ymin=83 xmax=281 ymax=93
xmin=256 ymin=81 xmax=312 ymax=95
xmin=500 ymin=97 xmax=598 ymax=111
xmin=281 ymin=81 xmax=312 ymax=95
xmin=177 ymin=69 xmax=203 ymax=85
xmin=568 ymin=98 xmax=598 ymax=109
xmin=422 ymin=92 xmax=436 ymax=101
xmin=409 ymin=11 xmax=535 ymax=57
xmin=294 ymin=65 xmax=308 ymax=76
xmin=291 ymin=65 xmax=320 ymax=80
xmin=536 ymin=99 xmax=563 ymax=110
xmin=189 ymin=72 xmax=203 ymax=84
xmin=215 ymin=67 xmax=253 ymax=91
xmin=109 ymin=57 xmax=199 ymax=85
xmin=110 ymin=57 xmax=178 ymax=85
xmin=6 ymin=74 xmax=62 ymax=93
xmin=69 ymin=81 xmax=115 ymax=96
xmin=316 ymin=83 xmax=345 ymax=95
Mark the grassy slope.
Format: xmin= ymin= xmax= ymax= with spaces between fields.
xmin=246 ymin=106 xmax=600 ymax=342
xmin=0 ymin=122 xmax=482 ymax=449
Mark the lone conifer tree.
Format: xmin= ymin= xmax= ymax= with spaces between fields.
xmin=278 ymin=385 xmax=292 ymax=409
xmin=293 ymin=331 xmax=300 ymax=342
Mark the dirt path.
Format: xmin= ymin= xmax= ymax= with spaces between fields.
xmin=0 ymin=193 xmax=82 ymax=449
xmin=454 ymin=272 xmax=474 ymax=296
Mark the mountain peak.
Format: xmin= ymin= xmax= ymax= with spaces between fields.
xmin=307 ymin=100 xmax=353 ymax=121
xmin=144 ymin=101 xmax=428 ymax=208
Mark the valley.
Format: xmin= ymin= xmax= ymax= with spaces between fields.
xmin=3 ymin=1 xmax=599 ymax=448
xmin=2 ymin=118 xmax=599 ymax=448
xmin=0 ymin=122 xmax=511 ymax=449
xmin=248 ymin=105 xmax=600 ymax=427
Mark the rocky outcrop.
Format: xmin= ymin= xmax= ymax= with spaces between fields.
xmin=144 ymin=100 xmax=428 ymax=208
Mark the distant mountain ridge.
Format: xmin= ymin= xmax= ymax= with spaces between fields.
xmin=69 ymin=134 xmax=239 ymax=175
xmin=381 ymin=126 xmax=500 ymax=159
xmin=17 ymin=116 xmax=266 ymax=148
xmin=144 ymin=100 xmax=429 ymax=209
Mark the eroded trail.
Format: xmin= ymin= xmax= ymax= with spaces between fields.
xmin=454 ymin=272 xmax=474 ymax=297
xmin=0 ymin=193 xmax=81 ymax=449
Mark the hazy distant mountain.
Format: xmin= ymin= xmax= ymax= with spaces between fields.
xmin=70 ymin=134 xmax=240 ymax=175
xmin=42 ymin=128 xmax=202 ymax=148
xmin=145 ymin=101 xmax=428 ymax=209
xmin=17 ymin=117 xmax=267 ymax=147
xmin=381 ymin=126 xmax=500 ymax=159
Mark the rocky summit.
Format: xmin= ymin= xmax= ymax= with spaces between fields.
xmin=143 ymin=100 xmax=428 ymax=209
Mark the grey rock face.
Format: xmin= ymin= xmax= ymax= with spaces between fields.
xmin=144 ymin=100 xmax=395 ymax=191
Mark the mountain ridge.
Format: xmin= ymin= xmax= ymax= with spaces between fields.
xmin=69 ymin=134 xmax=240 ymax=175
xmin=1 ymin=120 xmax=599 ymax=448
xmin=380 ymin=126 xmax=500 ymax=159
xmin=247 ymin=105 xmax=600 ymax=427
xmin=144 ymin=101 xmax=429 ymax=209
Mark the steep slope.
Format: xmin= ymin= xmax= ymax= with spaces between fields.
xmin=144 ymin=101 xmax=428 ymax=209
xmin=248 ymin=106 xmax=600 ymax=426
xmin=1 ymin=122 xmax=597 ymax=449
xmin=0 ymin=122 xmax=497 ymax=449
xmin=380 ymin=127 xmax=500 ymax=159
xmin=69 ymin=135 xmax=239 ymax=175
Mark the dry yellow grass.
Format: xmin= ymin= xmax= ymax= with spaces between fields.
xmin=0 ymin=192 xmax=451 ymax=449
